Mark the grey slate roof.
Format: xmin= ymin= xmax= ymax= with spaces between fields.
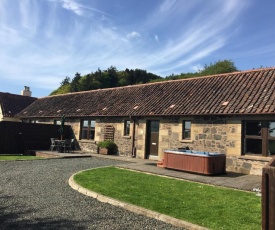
xmin=16 ymin=68 xmax=275 ymax=119
xmin=0 ymin=92 xmax=37 ymax=118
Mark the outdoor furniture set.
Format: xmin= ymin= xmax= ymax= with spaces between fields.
xmin=50 ymin=138 xmax=74 ymax=153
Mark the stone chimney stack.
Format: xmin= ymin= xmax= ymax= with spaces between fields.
xmin=21 ymin=86 xmax=32 ymax=97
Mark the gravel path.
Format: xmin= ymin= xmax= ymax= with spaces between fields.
xmin=0 ymin=158 xmax=183 ymax=230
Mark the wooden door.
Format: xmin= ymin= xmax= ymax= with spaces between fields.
xmin=146 ymin=120 xmax=160 ymax=157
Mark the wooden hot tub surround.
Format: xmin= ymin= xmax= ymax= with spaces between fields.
xmin=162 ymin=150 xmax=226 ymax=175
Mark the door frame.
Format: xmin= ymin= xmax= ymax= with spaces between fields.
xmin=145 ymin=120 xmax=160 ymax=159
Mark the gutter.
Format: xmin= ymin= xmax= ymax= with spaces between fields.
xmin=131 ymin=117 xmax=137 ymax=158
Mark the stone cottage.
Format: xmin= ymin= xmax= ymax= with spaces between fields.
xmin=16 ymin=68 xmax=275 ymax=175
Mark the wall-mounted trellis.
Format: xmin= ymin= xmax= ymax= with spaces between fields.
xmin=103 ymin=125 xmax=114 ymax=141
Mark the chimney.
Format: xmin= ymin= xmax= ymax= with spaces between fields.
xmin=21 ymin=86 xmax=32 ymax=97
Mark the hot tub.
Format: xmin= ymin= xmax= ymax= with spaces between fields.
xmin=163 ymin=150 xmax=226 ymax=175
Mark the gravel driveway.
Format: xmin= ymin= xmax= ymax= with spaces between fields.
xmin=0 ymin=158 xmax=183 ymax=230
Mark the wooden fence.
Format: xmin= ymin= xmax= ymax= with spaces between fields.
xmin=0 ymin=121 xmax=74 ymax=155
xmin=262 ymin=157 xmax=275 ymax=230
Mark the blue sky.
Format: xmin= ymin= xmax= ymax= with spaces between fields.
xmin=0 ymin=0 xmax=274 ymax=98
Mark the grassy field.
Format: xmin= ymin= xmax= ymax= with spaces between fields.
xmin=0 ymin=155 xmax=45 ymax=160
xmin=74 ymin=167 xmax=261 ymax=230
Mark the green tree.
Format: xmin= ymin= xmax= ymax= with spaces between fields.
xmin=70 ymin=72 xmax=81 ymax=92
xmin=200 ymin=60 xmax=238 ymax=75
xmin=118 ymin=70 xmax=130 ymax=86
xmin=49 ymin=60 xmax=238 ymax=96
xmin=50 ymin=84 xmax=71 ymax=95
xmin=78 ymin=73 xmax=93 ymax=91
xmin=107 ymin=66 xmax=118 ymax=87
xmin=60 ymin=76 xmax=71 ymax=86
xmin=165 ymin=59 xmax=238 ymax=81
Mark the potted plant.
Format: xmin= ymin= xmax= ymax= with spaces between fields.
xmin=97 ymin=140 xmax=118 ymax=155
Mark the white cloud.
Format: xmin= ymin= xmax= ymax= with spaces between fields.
xmin=127 ymin=31 xmax=141 ymax=39
xmin=19 ymin=0 xmax=43 ymax=38
xmin=60 ymin=0 xmax=83 ymax=15
xmin=148 ymin=38 xmax=225 ymax=74
xmin=48 ymin=0 xmax=110 ymax=16
xmin=191 ymin=64 xmax=204 ymax=73
xmin=159 ymin=0 xmax=177 ymax=13
xmin=81 ymin=4 xmax=111 ymax=16
xmin=0 ymin=26 xmax=22 ymax=45
xmin=0 ymin=0 xmax=255 ymax=96
xmin=134 ymin=0 xmax=249 ymax=76
xmin=154 ymin=34 xmax=159 ymax=42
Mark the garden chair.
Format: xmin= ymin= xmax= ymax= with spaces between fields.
xmin=70 ymin=139 xmax=75 ymax=152
xmin=60 ymin=139 xmax=72 ymax=153
xmin=49 ymin=138 xmax=58 ymax=151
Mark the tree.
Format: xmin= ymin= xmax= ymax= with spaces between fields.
xmin=78 ymin=73 xmax=93 ymax=91
xmin=60 ymin=76 xmax=71 ymax=86
xmin=49 ymin=84 xmax=71 ymax=95
xmin=49 ymin=60 xmax=238 ymax=96
xmin=107 ymin=66 xmax=118 ymax=88
xmin=166 ymin=60 xmax=238 ymax=81
xmin=70 ymin=72 xmax=81 ymax=92
xmin=118 ymin=70 xmax=130 ymax=86
xmin=200 ymin=60 xmax=238 ymax=76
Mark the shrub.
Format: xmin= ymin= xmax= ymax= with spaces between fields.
xmin=97 ymin=140 xmax=118 ymax=154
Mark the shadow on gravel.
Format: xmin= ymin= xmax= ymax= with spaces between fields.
xmin=0 ymin=196 xmax=88 ymax=230
xmin=0 ymin=207 xmax=88 ymax=230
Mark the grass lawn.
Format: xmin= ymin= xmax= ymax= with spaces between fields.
xmin=74 ymin=167 xmax=261 ymax=230
xmin=0 ymin=155 xmax=45 ymax=160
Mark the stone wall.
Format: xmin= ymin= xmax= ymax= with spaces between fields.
xmin=66 ymin=119 xmax=98 ymax=153
xmin=191 ymin=116 xmax=241 ymax=156
xmin=96 ymin=117 xmax=133 ymax=156
xmin=31 ymin=116 xmax=273 ymax=175
xmin=138 ymin=116 xmax=242 ymax=160
xmin=226 ymin=156 xmax=270 ymax=175
xmin=135 ymin=119 xmax=146 ymax=159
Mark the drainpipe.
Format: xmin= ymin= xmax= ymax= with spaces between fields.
xmin=131 ymin=117 xmax=136 ymax=158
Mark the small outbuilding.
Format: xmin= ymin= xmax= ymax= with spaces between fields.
xmin=0 ymin=87 xmax=37 ymax=122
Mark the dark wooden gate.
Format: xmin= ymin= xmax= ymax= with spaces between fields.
xmin=0 ymin=121 xmax=73 ymax=154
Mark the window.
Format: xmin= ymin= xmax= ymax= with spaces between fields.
xmin=54 ymin=120 xmax=61 ymax=125
xmin=124 ymin=120 xmax=130 ymax=136
xmin=268 ymin=122 xmax=275 ymax=155
xmin=182 ymin=121 xmax=191 ymax=139
xmin=244 ymin=121 xmax=262 ymax=155
xmin=243 ymin=121 xmax=275 ymax=156
xmin=80 ymin=120 xmax=95 ymax=140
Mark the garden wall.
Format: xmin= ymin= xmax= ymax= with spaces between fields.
xmin=0 ymin=121 xmax=74 ymax=154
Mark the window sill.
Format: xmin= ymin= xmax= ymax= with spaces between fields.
xmin=180 ymin=139 xmax=193 ymax=143
xmin=239 ymin=155 xmax=273 ymax=162
xmin=78 ymin=140 xmax=96 ymax=144
xmin=123 ymin=136 xmax=131 ymax=139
